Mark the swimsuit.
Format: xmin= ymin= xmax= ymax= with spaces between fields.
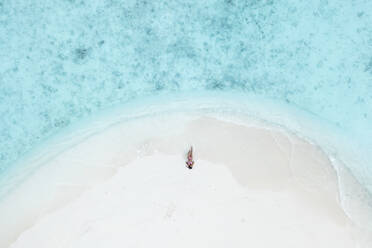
xmin=186 ymin=160 xmax=194 ymax=169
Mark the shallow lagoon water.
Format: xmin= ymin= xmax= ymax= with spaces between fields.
xmin=0 ymin=0 xmax=372 ymax=221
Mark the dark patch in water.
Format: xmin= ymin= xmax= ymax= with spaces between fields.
xmin=73 ymin=47 xmax=91 ymax=64
xmin=364 ymin=57 xmax=372 ymax=74
xmin=206 ymin=79 xmax=225 ymax=90
xmin=117 ymin=81 xmax=124 ymax=89
xmin=75 ymin=48 xmax=89 ymax=59
xmin=53 ymin=118 xmax=70 ymax=128
xmin=154 ymin=81 xmax=165 ymax=91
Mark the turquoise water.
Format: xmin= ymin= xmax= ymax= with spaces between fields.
xmin=0 ymin=1 xmax=372 ymax=190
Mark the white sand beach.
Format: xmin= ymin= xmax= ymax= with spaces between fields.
xmin=1 ymin=116 xmax=371 ymax=248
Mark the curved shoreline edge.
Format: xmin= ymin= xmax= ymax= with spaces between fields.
xmin=2 ymin=92 xmax=371 ymax=195
xmin=0 ymin=92 xmax=371 ymax=247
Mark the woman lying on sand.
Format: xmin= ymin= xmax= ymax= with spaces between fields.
xmin=186 ymin=146 xmax=194 ymax=169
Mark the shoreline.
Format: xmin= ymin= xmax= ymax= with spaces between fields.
xmin=2 ymin=92 xmax=371 ymax=196
xmin=0 ymin=112 xmax=371 ymax=247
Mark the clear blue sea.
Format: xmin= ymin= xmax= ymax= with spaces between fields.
xmin=0 ymin=0 xmax=371 ymax=199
